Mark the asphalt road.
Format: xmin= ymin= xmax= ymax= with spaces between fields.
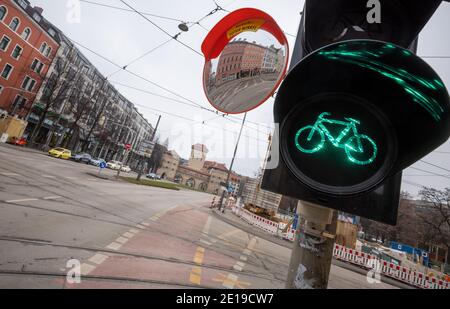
xmin=0 ymin=144 xmax=398 ymax=289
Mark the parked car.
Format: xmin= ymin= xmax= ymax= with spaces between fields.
xmin=107 ymin=160 xmax=122 ymax=170
xmin=89 ymin=158 xmax=106 ymax=167
xmin=8 ymin=137 xmax=27 ymax=146
xmin=146 ymin=173 xmax=160 ymax=180
xmin=72 ymin=153 xmax=92 ymax=164
xmin=48 ymin=148 xmax=72 ymax=160
xmin=120 ymin=165 xmax=131 ymax=173
xmin=145 ymin=173 xmax=161 ymax=180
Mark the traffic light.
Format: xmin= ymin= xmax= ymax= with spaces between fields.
xmin=262 ymin=0 xmax=450 ymax=224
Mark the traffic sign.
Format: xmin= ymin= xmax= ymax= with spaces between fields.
xmin=99 ymin=162 xmax=107 ymax=169
xmin=125 ymin=144 xmax=132 ymax=151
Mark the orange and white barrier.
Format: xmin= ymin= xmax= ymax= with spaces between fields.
xmin=228 ymin=208 xmax=449 ymax=289
xmin=333 ymin=244 xmax=450 ymax=289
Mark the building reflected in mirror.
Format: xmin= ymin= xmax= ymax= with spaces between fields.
xmin=204 ymin=30 xmax=287 ymax=114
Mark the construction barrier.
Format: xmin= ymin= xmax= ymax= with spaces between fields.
xmin=333 ymin=244 xmax=450 ymax=289
xmin=228 ymin=208 xmax=449 ymax=289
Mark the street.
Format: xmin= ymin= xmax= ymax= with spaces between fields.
xmin=0 ymin=144 xmax=397 ymax=289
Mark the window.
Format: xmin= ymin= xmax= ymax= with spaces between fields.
xmin=9 ymin=17 xmax=20 ymax=32
xmin=0 ymin=6 xmax=6 ymax=21
xmin=39 ymin=42 xmax=47 ymax=53
xmin=33 ymin=12 xmax=41 ymax=22
xmin=48 ymin=28 xmax=56 ymax=37
xmin=21 ymin=28 xmax=31 ymax=41
xmin=44 ymin=46 xmax=52 ymax=57
xmin=18 ymin=0 xmax=28 ymax=9
xmin=31 ymin=59 xmax=44 ymax=74
xmin=0 ymin=36 xmax=11 ymax=51
xmin=12 ymin=95 xmax=27 ymax=110
xmin=11 ymin=45 xmax=22 ymax=60
xmin=21 ymin=76 xmax=31 ymax=89
xmin=1 ymin=64 xmax=13 ymax=79
xmin=0 ymin=85 xmax=3 ymax=95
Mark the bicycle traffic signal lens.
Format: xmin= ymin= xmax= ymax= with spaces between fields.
xmin=294 ymin=113 xmax=378 ymax=166
xmin=280 ymin=93 xmax=396 ymax=196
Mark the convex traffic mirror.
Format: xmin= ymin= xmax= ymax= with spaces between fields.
xmin=201 ymin=8 xmax=289 ymax=114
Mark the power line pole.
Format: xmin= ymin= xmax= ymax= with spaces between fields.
xmin=218 ymin=112 xmax=247 ymax=212
xmin=137 ymin=115 xmax=161 ymax=181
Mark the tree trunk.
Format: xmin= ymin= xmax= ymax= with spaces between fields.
xmin=30 ymin=105 xmax=51 ymax=144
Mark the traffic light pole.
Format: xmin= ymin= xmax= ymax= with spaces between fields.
xmin=286 ymin=202 xmax=337 ymax=289
xmin=284 ymin=8 xmax=338 ymax=289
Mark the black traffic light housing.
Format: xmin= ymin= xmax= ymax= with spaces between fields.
xmin=262 ymin=0 xmax=450 ymax=224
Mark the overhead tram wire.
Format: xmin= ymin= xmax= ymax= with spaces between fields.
xmin=133 ymin=103 xmax=269 ymax=144
xmin=408 ymin=166 xmax=450 ymax=180
xmin=110 ymin=80 xmax=273 ymax=136
xmin=79 ymin=0 xmax=186 ymax=22
xmin=87 ymin=0 xmax=273 ymax=130
xmin=106 ymin=38 xmax=173 ymax=79
xmin=402 ymin=180 xmax=426 ymax=189
xmin=106 ymin=2 xmax=228 ymax=78
xmin=70 ymin=38 xmax=273 ymax=137
xmin=120 ymin=0 xmax=203 ymax=57
xmin=419 ymin=159 xmax=450 ymax=173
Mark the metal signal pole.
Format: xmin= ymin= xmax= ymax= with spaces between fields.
xmin=218 ymin=112 xmax=247 ymax=212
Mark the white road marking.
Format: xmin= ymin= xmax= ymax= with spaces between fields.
xmin=224 ymin=237 xmax=258 ymax=287
xmin=136 ymin=224 xmax=146 ymax=229
xmin=64 ymin=177 xmax=77 ymax=180
xmin=41 ymin=175 xmax=56 ymax=179
xmin=115 ymin=237 xmax=129 ymax=244
xmin=141 ymin=222 xmax=150 ymax=226
xmin=233 ymin=265 xmax=243 ymax=271
xmin=213 ymin=229 xmax=241 ymax=244
xmin=243 ymin=249 xmax=252 ymax=256
xmin=5 ymin=198 xmax=39 ymax=203
xmin=223 ymin=274 xmax=239 ymax=289
xmin=199 ymin=239 xmax=212 ymax=246
xmin=202 ymin=216 xmax=212 ymax=235
xmin=80 ymin=263 xmax=96 ymax=275
xmin=106 ymin=242 xmax=122 ymax=251
xmin=123 ymin=232 xmax=134 ymax=238
xmin=42 ymin=196 xmax=62 ymax=200
xmin=1 ymin=172 xmax=21 ymax=176
xmin=88 ymin=253 xmax=108 ymax=265
xmin=129 ymin=229 xmax=139 ymax=234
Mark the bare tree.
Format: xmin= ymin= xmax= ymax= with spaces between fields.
xmin=418 ymin=187 xmax=450 ymax=264
xmin=359 ymin=191 xmax=421 ymax=245
xmin=29 ymin=47 xmax=77 ymax=144
xmin=62 ymin=79 xmax=95 ymax=150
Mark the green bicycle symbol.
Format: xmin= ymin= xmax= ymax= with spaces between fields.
xmin=295 ymin=112 xmax=378 ymax=165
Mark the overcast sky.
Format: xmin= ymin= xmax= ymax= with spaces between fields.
xmin=29 ymin=0 xmax=450 ymax=196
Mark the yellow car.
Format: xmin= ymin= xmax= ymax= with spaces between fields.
xmin=48 ymin=148 xmax=72 ymax=160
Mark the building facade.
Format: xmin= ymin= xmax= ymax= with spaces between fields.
xmin=241 ymin=176 xmax=282 ymax=211
xmin=22 ymin=17 xmax=154 ymax=163
xmin=157 ymin=150 xmax=180 ymax=181
xmin=0 ymin=0 xmax=59 ymax=117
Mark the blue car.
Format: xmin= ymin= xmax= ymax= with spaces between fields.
xmin=89 ymin=158 xmax=106 ymax=167
xmin=72 ymin=153 xmax=92 ymax=164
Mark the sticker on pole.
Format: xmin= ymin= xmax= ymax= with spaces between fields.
xmin=201 ymin=8 xmax=289 ymax=114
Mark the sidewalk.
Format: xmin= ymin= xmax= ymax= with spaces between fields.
xmin=210 ymin=207 xmax=415 ymax=289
